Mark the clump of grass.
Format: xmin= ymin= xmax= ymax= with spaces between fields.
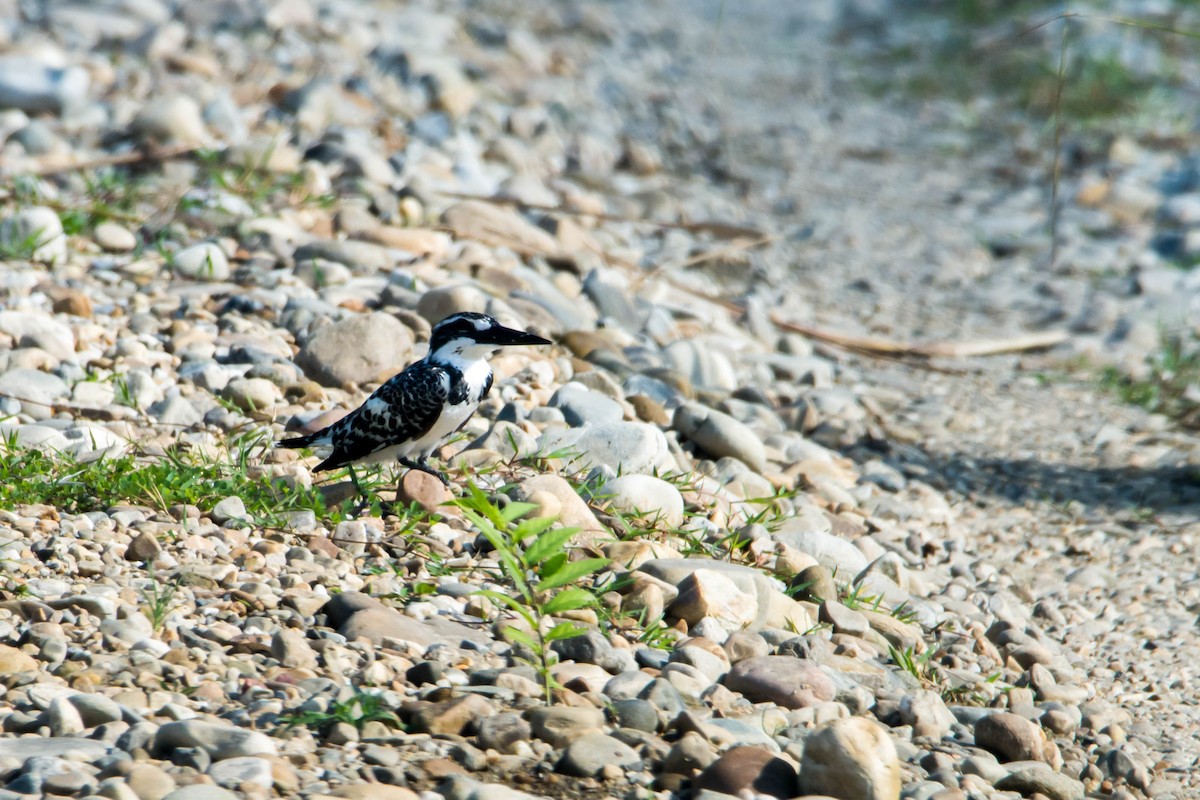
xmin=455 ymin=484 xmax=609 ymax=704
xmin=139 ymin=568 xmax=181 ymax=632
xmin=0 ymin=434 xmax=339 ymax=526
xmin=1100 ymin=331 xmax=1200 ymax=428
xmin=278 ymin=691 xmax=401 ymax=735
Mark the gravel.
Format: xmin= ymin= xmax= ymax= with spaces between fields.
xmin=0 ymin=1 xmax=1196 ymax=800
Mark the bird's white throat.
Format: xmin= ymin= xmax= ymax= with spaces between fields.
xmin=428 ymin=338 xmax=494 ymax=401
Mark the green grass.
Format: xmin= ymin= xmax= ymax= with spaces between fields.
xmin=278 ymin=691 xmax=402 ymax=735
xmin=1099 ymin=332 xmax=1200 ymax=428
xmin=139 ymin=568 xmax=181 ymax=631
xmin=0 ymin=436 xmax=341 ymax=527
xmin=870 ymin=5 xmax=1173 ymax=127
xmin=455 ymin=484 xmax=609 ymax=704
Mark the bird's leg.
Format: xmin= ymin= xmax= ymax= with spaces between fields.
xmin=346 ymin=466 xmax=375 ymax=516
xmin=400 ymin=456 xmax=450 ymax=487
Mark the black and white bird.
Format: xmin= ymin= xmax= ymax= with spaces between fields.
xmin=278 ymin=312 xmax=551 ymax=489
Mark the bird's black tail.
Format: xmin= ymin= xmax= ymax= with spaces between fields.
xmin=277 ymin=433 xmax=317 ymax=449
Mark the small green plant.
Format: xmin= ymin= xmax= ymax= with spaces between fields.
xmin=140 ymin=568 xmax=181 ymax=632
xmin=0 ymin=442 xmax=336 ymax=528
xmin=1099 ymin=331 xmax=1200 ymax=428
xmin=454 ymin=484 xmax=609 ymax=704
xmin=278 ymin=690 xmax=401 ymax=734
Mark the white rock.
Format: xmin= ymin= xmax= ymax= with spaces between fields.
xmin=172 ymin=242 xmax=230 ymax=280
xmin=0 ymin=207 xmax=67 ymax=264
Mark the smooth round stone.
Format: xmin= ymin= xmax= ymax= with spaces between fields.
xmin=995 ymin=762 xmax=1085 ymax=800
xmin=132 ymin=94 xmax=209 ymax=145
xmin=172 ymin=242 xmax=230 ymax=280
xmin=294 ymin=312 xmax=414 ymax=387
xmin=548 ymin=381 xmax=624 ymax=427
xmin=797 ymin=717 xmax=901 ymax=800
xmin=725 ymin=656 xmax=835 ymax=709
xmin=0 ymin=206 xmax=67 ymax=263
xmin=153 ymin=719 xmax=278 ymax=760
xmin=611 ymin=698 xmax=658 ymax=733
xmin=94 ymin=222 xmax=138 ymax=252
xmin=601 ymin=474 xmax=685 ymax=529
xmin=673 ymin=402 xmax=767 ymax=471
xmin=528 ymin=706 xmax=604 ymax=748
xmin=694 ymin=745 xmax=796 ymax=799
xmin=974 ymin=712 xmax=1050 ymax=763
xmin=556 ymin=732 xmax=641 ymax=777
xmin=221 ymin=377 xmax=282 ymax=411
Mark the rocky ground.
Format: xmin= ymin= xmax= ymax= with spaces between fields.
xmin=0 ymin=2 xmax=1198 ymax=800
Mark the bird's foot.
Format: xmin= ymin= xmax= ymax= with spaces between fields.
xmin=400 ymin=457 xmax=450 ymax=487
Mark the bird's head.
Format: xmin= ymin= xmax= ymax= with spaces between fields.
xmin=426 ymin=312 xmax=551 ymax=362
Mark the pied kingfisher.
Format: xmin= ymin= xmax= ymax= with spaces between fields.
xmin=278 ymin=312 xmax=551 ymax=489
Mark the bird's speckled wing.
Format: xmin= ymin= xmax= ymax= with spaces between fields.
xmin=307 ymin=362 xmax=449 ymax=471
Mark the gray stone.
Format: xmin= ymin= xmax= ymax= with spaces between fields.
xmin=295 ymin=312 xmax=414 ymax=387
xmin=610 ymin=698 xmax=658 ymax=733
xmin=161 ymin=786 xmax=240 ymax=800
xmin=537 ymin=420 xmax=674 ymax=475
xmin=995 ymin=762 xmax=1085 ymax=800
xmin=898 ymin=689 xmax=956 ymax=740
xmin=209 ymin=496 xmax=247 ymax=525
xmin=270 ymin=628 xmax=318 ymax=670
xmin=797 ymin=717 xmax=902 ymax=800
xmin=975 ymin=712 xmax=1050 ymax=763
xmin=529 ymin=706 xmax=604 ymax=748
xmin=172 ymin=242 xmax=229 ymax=280
xmin=601 ymin=474 xmax=685 ymax=528
xmin=724 ymin=656 xmax=835 ymax=709
xmin=47 ymin=696 xmax=85 ymax=736
xmin=0 ymin=58 xmax=89 ymax=113
xmin=0 ymin=206 xmax=67 ymax=263
xmin=221 ymin=377 xmax=281 ymax=411
xmin=207 ymin=756 xmax=273 ymax=790
xmin=556 ymin=732 xmax=641 ymax=777
xmin=549 ymin=382 xmax=624 ymax=427
xmin=67 ymin=693 xmax=124 ymax=727
xmin=0 ymin=311 xmax=75 ymax=360
xmin=673 ymin=402 xmax=767 ymax=471
xmin=475 ymin=713 xmax=531 ymax=755
xmin=153 ymin=719 xmax=278 ymax=760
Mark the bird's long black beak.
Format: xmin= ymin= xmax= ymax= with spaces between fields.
xmin=489 ymin=325 xmax=552 ymax=347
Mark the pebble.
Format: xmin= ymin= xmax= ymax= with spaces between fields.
xmin=295 ymin=312 xmax=415 ymax=387
xmin=172 ymin=242 xmax=230 ymax=280
xmin=974 ymin=712 xmax=1052 ymax=763
xmin=694 ymin=745 xmax=796 ymax=799
xmin=94 ymin=222 xmax=138 ymax=252
xmin=0 ymin=4 xmax=1191 ymax=800
xmin=153 ymin=719 xmax=278 ymax=760
xmin=556 ymin=732 xmax=641 ymax=777
xmin=724 ymin=656 xmax=836 ymax=709
xmin=798 ymin=717 xmax=902 ymax=800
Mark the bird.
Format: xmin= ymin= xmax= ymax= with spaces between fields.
xmin=278 ymin=312 xmax=551 ymax=495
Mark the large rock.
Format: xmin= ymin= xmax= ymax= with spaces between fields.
xmin=601 ymin=475 xmax=685 ymax=528
xmin=295 ymin=313 xmax=414 ymax=387
xmin=724 ymin=656 xmax=835 ymax=709
xmin=0 ymin=311 xmax=75 ymax=360
xmin=0 ymin=207 xmax=67 ymax=264
xmin=797 ymin=717 xmax=901 ymax=800
xmin=557 ymin=733 xmax=641 ymax=778
xmin=324 ymin=592 xmax=488 ymax=649
xmin=975 ymin=712 xmax=1053 ymax=763
xmin=670 ymin=569 xmax=758 ymax=632
xmin=441 ymin=200 xmax=560 ymax=255
xmin=536 ymin=421 xmax=675 ymax=475
xmin=154 ymin=719 xmax=277 ymax=761
xmin=637 ymin=558 xmax=810 ymax=632
xmin=694 ymin=745 xmax=796 ymax=799
xmin=673 ymin=402 xmax=766 ymax=471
